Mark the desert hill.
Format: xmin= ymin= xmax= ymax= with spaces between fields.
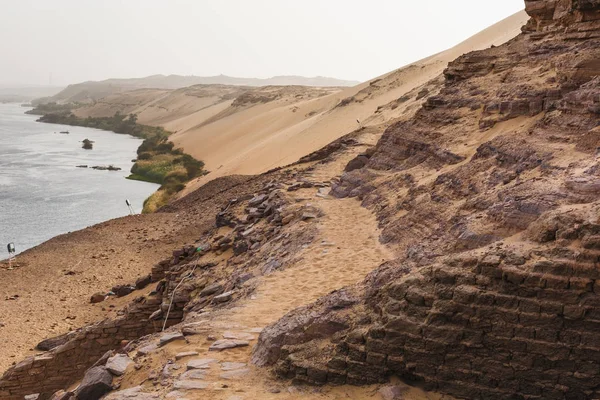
xmin=73 ymin=10 xmax=528 ymax=197
xmin=39 ymin=74 xmax=360 ymax=105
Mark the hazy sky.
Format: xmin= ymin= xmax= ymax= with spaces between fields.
xmin=0 ymin=0 xmax=525 ymax=86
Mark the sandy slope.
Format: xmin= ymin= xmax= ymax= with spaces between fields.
xmin=76 ymin=11 xmax=527 ymax=198
xmin=174 ymin=11 xmax=526 ymax=186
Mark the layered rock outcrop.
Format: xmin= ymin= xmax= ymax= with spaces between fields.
xmin=254 ymin=1 xmax=600 ymax=398
xmin=524 ymin=0 xmax=600 ymax=36
xmin=257 ymin=218 xmax=600 ymax=398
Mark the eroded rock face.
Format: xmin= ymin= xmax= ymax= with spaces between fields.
xmin=254 ymin=0 xmax=600 ymax=398
xmin=257 ymin=213 xmax=600 ymax=398
xmin=329 ymin=0 xmax=600 ymax=260
xmin=524 ymin=0 xmax=600 ymax=34
xmin=252 ymin=288 xmax=361 ymax=367
xmin=73 ymin=366 xmax=112 ymax=400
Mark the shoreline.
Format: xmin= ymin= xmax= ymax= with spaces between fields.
xmin=33 ymin=110 xmax=207 ymax=212
xmin=0 ymin=103 xmax=160 ymax=259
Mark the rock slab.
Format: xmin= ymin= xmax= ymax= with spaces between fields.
xmin=173 ymin=380 xmax=208 ymax=390
xmin=220 ymin=369 xmax=250 ymax=380
xmin=74 ymin=366 xmax=113 ymax=400
xmin=187 ymin=358 xmax=218 ymax=370
xmin=175 ymin=351 xmax=199 ymax=360
xmin=209 ymin=339 xmax=249 ymax=351
xmin=159 ymin=332 xmax=185 ymax=347
xmin=105 ymin=354 xmax=133 ymax=376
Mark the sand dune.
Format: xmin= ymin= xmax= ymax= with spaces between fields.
xmin=74 ymin=11 xmax=528 ymax=195
xmin=174 ymin=11 xmax=528 ymax=192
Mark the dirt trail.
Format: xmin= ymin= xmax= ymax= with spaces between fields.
xmin=228 ymin=189 xmax=393 ymax=330
xmin=122 ymin=196 xmax=396 ymax=398
xmin=116 ymin=137 xmax=449 ymax=399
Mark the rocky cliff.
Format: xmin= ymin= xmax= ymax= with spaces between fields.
xmin=253 ymin=1 xmax=600 ymax=398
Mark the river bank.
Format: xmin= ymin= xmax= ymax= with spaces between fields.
xmin=0 ymin=103 xmax=159 ymax=257
xmin=34 ymin=110 xmax=207 ymax=212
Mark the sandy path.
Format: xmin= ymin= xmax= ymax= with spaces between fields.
xmin=122 ymin=188 xmax=395 ymax=399
xmin=228 ymin=190 xmax=392 ymax=329
xmin=118 ymin=139 xmax=449 ymax=399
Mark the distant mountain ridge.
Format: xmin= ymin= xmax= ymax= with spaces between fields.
xmin=38 ymin=74 xmax=360 ymax=104
xmin=0 ymin=85 xmax=63 ymax=103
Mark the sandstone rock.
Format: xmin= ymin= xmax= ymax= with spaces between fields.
xmin=220 ymin=362 xmax=247 ymax=371
xmin=200 ymin=283 xmax=223 ymax=297
xmin=248 ymin=194 xmax=268 ymax=207
xmin=566 ymin=177 xmax=600 ymax=193
xmin=233 ymin=240 xmax=249 ymax=255
xmin=220 ymin=369 xmax=250 ymax=380
xmin=218 ymin=236 xmax=232 ymax=245
xmin=223 ymin=331 xmax=255 ymax=341
xmin=103 ymin=386 xmax=160 ymax=399
xmin=90 ymin=293 xmax=106 ymax=304
xmin=112 ymin=284 xmax=135 ymax=298
xmin=281 ymin=214 xmax=294 ymax=225
xmin=74 ymin=366 xmax=113 ymax=400
xmin=136 ymin=343 xmax=158 ymax=356
xmin=378 ymin=386 xmax=406 ymax=400
xmin=50 ymin=391 xmax=74 ymax=400
xmin=164 ymin=391 xmax=186 ymax=399
xmin=241 ymin=227 xmax=255 ymax=237
xmin=179 ymin=369 xmax=207 ymax=380
xmin=173 ymin=380 xmax=208 ymax=390
xmin=36 ymin=332 xmax=71 ymax=351
xmin=252 ymin=288 xmax=357 ymax=367
xmin=316 ymin=187 xmax=330 ymax=198
xmin=181 ymin=321 xmax=208 ymax=336
xmin=301 ymin=212 xmax=318 ymax=220
xmin=105 ymin=354 xmax=133 ymax=376
xmin=92 ymin=350 xmax=115 ymax=369
xmin=209 ymin=339 xmax=249 ymax=351
xmin=160 ymin=361 xmax=180 ymax=381
xmin=175 ymin=351 xmax=199 ymax=360
xmin=149 ymin=309 xmax=163 ymax=321
xmin=344 ymin=155 xmax=370 ymax=172
xmin=159 ymin=332 xmax=185 ymax=347
xmin=235 ymin=272 xmax=254 ymax=286
xmin=216 ymin=211 xmax=236 ymax=228
xmin=213 ymin=291 xmax=234 ymax=303
xmin=135 ymin=274 xmax=152 ymax=290
xmin=186 ymin=358 xmax=218 ymax=370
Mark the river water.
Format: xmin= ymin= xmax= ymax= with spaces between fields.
xmin=0 ymin=103 xmax=159 ymax=258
